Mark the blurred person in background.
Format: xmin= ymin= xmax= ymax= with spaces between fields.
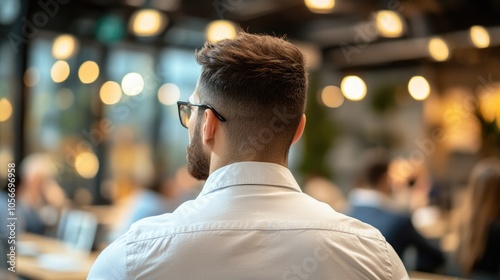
xmin=16 ymin=153 xmax=67 ymax=235
xmin=455 ymin=157 xmax=500 ymax=280
xmin=104 ymin=129 xmax=173 ymax=241
xmin=0 ymin=153 xmax=66 ymax=272
xmin=106 ymin=158 xmax=172 ymax=242
xmin=347 ymin=151 xmax=445 ymax=273
xmin=89 ymin=32 xmax=407 ymax=279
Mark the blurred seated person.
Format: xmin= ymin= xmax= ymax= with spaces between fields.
xmin=347 ymin=152 xmax=445 ymax=272
xmin=456 ymin=158 xmax=500 ymax=279
xmin=107 ymin=169 xmax=173 ymax=242
xmin=17 ymin=153 xmax=67 ymax=235
xmin=106 ymin=133 xmax=174 ymax=241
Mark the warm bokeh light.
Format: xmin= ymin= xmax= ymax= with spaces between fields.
xmin=0 ymin=98 xmax=13 ymax=122
xmin=0 ymin=149 xmax=13 ymax=179
xmin=321 ymin=85 xmax=344 ymax=108
xmin=341 ymin=76 xmax=367 ymax=101
xmin=52 ymin=34 xmax=78 ymax=60
xmin=478 ymin=96 xmax=496 ymax=122
xmin=478 ymin=84 xmax=500 ymax=123
xmin=423 ymin=95 xmax=442 ymax=124
xmin=428 ymin=37 xmax=449 ymax=61
xmin=206 ymin=20 xmax=238 ymax=42
xmin=121 ymin=72 xmax=144 ymax=96
xmin=100 ymin=81 xmax=122 ymax=105
xmin=304 ymin=0 xmax=335 ymax=13
xmin=442 ymin=88 xmax=481 ymax=153
xmin=408 ymin=76 xmax=431 ymax=101
xmin=470 ymin=25 xmax=490 ymax=49
xmin=375 ymin=10 xmax=404 ymax=38
xmin=23 ymin=67 xmax=40 ymax=87
xmin=158 ymin=83 xmax=181 ymax=105
xmin=56 ymin=88 xmax=74 ymax=110
xmin=50 ymin=60 xmax=70 ymax=83
xmin=130 ymin=9 xmax=167 ymax=36
xmin=78 ymin=61 xmax=100 ymax=84
xmin=74 ymin=152 xmax=99 ymax=179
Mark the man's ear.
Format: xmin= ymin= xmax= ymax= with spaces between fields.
xmin=202 ymin=109 xmax=218 ymax=145
xmin=291 ymin=114 xmax=306 ymax=145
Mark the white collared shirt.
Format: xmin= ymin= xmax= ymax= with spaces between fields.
xmin=88 ymin=162 xmax=408 ymax=280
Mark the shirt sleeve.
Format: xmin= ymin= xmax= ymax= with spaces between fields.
xmin=387 ymin=242 xmax=410 ymax=280
xmin=87 ymin=233 xmax=128 ymax=280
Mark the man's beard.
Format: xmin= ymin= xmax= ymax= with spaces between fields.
xmin=187 ymin=120 xmax=210 ymax=180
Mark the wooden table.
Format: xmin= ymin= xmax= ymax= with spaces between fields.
xmin=17 ymin=233 xmax=99 ymax=280
xmin=409 ymin=271 xmax=469 ymax=280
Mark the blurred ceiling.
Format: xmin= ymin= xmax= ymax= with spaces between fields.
xmin=6 ymin=0 xmax=500 ymax=68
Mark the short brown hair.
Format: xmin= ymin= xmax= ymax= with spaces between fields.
xmin=361 ymin=150 xmax=390 ymax=187
xmin=195 ymin=32 xmax=307 ymax=160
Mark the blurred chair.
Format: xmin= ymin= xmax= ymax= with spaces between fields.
xmin=57 ymin=209 xmax=98 ymax=252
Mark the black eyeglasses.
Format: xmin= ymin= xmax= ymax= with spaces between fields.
xmin=177 ymin=101 xmax=226 ymax=128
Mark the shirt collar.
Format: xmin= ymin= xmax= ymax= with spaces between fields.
xmin=199 ymin=161 xmax=302 ymax=196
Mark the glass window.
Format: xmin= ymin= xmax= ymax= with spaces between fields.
xmin=157 ymin=48 xmax=200 ymax=173
xmin=24 ymin=34 xmax=104 ymax=200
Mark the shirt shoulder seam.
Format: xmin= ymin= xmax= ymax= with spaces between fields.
xmin=126 ymin=226 xmax=386 ymax=245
